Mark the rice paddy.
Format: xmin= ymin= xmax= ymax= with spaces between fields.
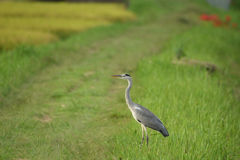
xmin=0 ymin=2 xmax=136 ymax=49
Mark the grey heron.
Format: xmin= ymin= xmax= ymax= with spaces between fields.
xmin=111 ymin=73 xmax=169 ymax=145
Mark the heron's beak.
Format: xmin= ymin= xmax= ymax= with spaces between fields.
xmin=111 ymin=75 xmax=121 ymax=77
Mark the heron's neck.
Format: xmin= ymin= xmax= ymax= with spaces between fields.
xmin=125 ymin=78 xmax=134 ymax=110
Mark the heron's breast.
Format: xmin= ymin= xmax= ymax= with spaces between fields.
xmin=131 ymin=107 xmax=143 ymax=123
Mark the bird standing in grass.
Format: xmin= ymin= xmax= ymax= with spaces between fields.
xmin=111 ymin=73 xmax=169 ymax=145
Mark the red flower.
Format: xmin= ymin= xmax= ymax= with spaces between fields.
xmin=213 ymin=19 xmax=222 ymax=27
xmin=209 ymin=14 xmax=219 ymax=21
xmin=226 ymin=16 xmax=231 ymax=21
xmin=200 ymin=14 xmax=210 ymax=21
xmin=232 ymin=23 xmax=237 ymax=28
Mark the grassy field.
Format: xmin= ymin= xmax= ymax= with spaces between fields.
xmin=0 ymin=2 xmax=135 ymax=49
xmin=0 ymin=0 xmax=240 ymax=159
xmin=108 ymin=26 xmax=240 ymax=159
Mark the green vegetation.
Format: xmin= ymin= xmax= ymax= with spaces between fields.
xmin=0 ymin=2 xmax=135 ymax=49
xmin=0 ymin=0 xmax=239 ymax=159
xmin=108 ymin=26 xmax=240 ymax=159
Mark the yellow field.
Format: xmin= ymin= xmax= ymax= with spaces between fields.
xmin=0 ymin=2 xmax=136 ymax=49
xmin=0 ymin=29 xmax=58 ymax=49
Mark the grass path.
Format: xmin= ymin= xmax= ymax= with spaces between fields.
xmin=3 ymin=2 xmax=238 ymax=159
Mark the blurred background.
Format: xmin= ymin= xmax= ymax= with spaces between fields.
xmin=0 ymin=0 xmax=239 ymax=50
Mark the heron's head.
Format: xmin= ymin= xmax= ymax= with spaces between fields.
xmin=111 ymin=73 xmax=131 ymax=80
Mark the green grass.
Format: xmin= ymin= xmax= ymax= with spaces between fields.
xmin=0 ymin=0 xmax=240 ymax=159
xmin=107 ymin=25 xmax=240 ymax=159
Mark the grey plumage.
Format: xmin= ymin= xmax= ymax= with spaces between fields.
xmin=111 ymin=73 xmax=169 ymax=145
xmin=132 ymin=103 xmax=169 ymax=137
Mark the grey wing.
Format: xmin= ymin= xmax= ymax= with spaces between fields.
xmin=134 ymin=104 xmax=169 ymax=137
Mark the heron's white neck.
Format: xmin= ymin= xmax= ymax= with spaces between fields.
xmin=125 ymin=78 xmax=134 ymax=110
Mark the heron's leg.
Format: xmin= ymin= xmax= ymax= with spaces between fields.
xmin=141 ymin=124 xmax=144 ymax=145
xmin=142 ymin=125 xmax=149 ymax=145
